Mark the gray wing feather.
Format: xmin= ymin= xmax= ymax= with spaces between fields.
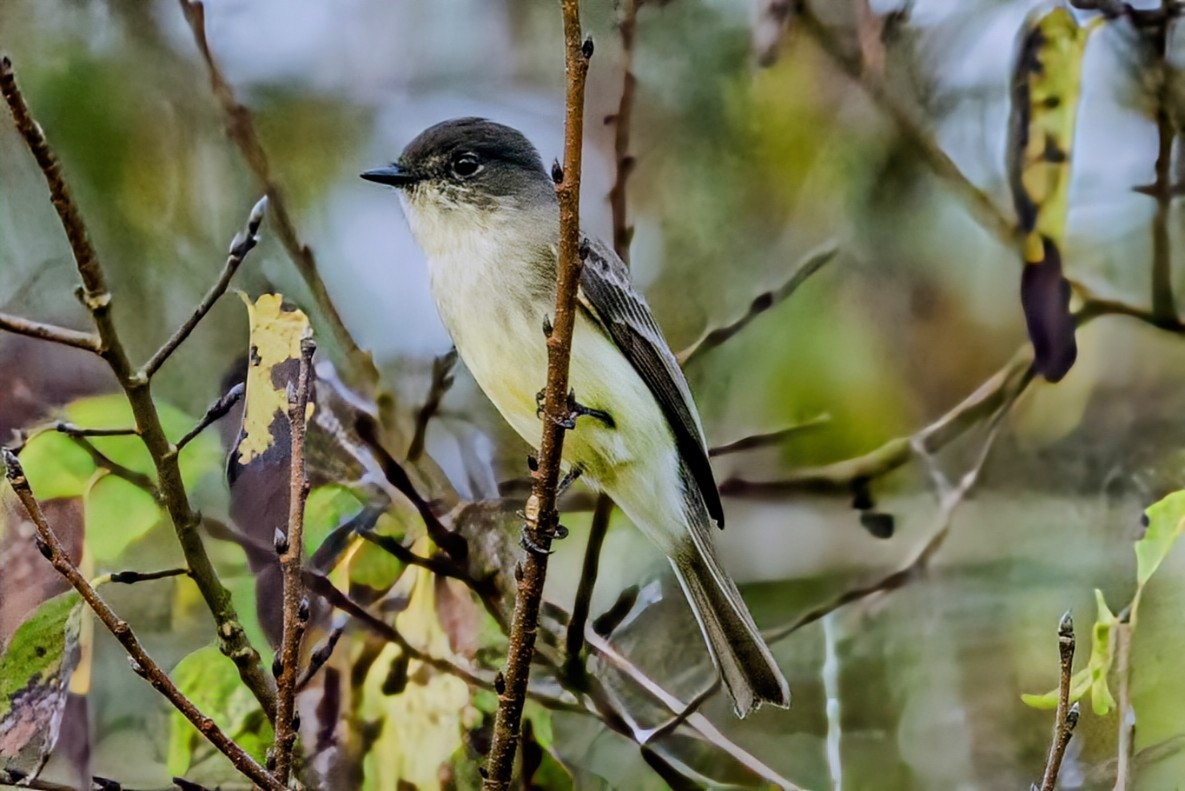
xmin=577 ymin=237 xmax=725 ymax=529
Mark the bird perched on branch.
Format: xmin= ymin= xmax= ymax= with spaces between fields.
xmin=362 ymin=117 xmax=789 ymax=716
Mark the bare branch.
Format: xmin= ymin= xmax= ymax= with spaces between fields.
xmin=301 ymin=568 xmax=583 ymax=713
xmin=175 ymin=382 xmax=245 ymax=450
xmin=1149 ymin=6 xmax=1177 ymax=320
xmin=564 ymin=493 xmax=614 ymax=674
xmin=0 ymin=55 xmax=277 ymax=721
xmin=677 ymin=243 xmax=837 ymax=367
xmin=0 ymin=57 xmax=107 ymax=300
xmin=52 ymin=422 xmax=138 ymax=438
xmin=708 ymin=413 xmax=830 ymax=457
xmin=606 ymin=0 xmax=640 ymax=261
xmin=0 ymin=311 xmax=101 ymax=353
xmin=764 ymin=374 xmax=1018 ymax=641
xmin=177 ymin=0 xmax=378 ymax=384
xmin=65 ymin=434 xmax=160 ymax=497
xmin=584 ymin=629 xmax=804 ymax=789
xmin=1114 ymin=613 xmax=1135 ymax=790
xmin=296 ymin=621 xmax=345 ymax=692
xmin=1 ymin=450 xmax=284 ymax=791
xmin=484 ymin=5 xmax=593 ymax=787
xmin=104 ymin=567 xmax=190 ymax=585
xmin=407 ymin=347 xmax=458 ymax=462
xmin=142 ymin=196 xmax=268 ymax=379
xmin=272 ymin=337 xmax=315 ymax=784
xmin=721 ymin=346 xmax=1032 ymax=497
xmin=1038 ymin=612 xmax=1079 ymax=791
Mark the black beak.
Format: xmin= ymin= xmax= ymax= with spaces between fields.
xmin=360 ymin=164 xmax=419 ymax=187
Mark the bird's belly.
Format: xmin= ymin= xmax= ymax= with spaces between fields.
xmin=450 ymin=304 xmax=668 ymax=487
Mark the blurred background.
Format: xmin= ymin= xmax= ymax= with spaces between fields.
xmin=3 ymin=0 xmax=1185 ymax=788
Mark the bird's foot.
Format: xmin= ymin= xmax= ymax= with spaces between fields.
xmin=519 ymin=522 xmax=569 ymax=556
xmin=536 ymin=388 xmax=615 ymax=430
xmin=557 ymin=464 xmax=582 ymax=495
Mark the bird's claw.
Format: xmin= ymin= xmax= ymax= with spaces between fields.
xmin=536 ymin=388 xmax=615 ymax=430
xmin=556 ymin=464 xmax=583 ymax=495
xmin=520 ymin=525 xmax=558 ymax=556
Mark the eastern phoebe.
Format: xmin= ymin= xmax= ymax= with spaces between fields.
xmin=362 ymin=117 xmax=789 ymax=716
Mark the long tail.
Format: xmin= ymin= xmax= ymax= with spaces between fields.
xmin=670 ymin=547 xmax=790 ymax=717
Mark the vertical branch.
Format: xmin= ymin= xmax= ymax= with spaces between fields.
xmin=566 ymin=0 xmax=640 ymax=674
xmin=564 ymin=493 xmax=614 ymax=674
xmin=482 ymin=2 xmax=592 ymax=787
xmin=607 ymin=0 xmax=639 ymax=260
xmin=0 ymin=56 xmax=277 ymax=722
xmin=272 ymin=338 xmax=316 ymax=785
xmin=1039 ymin=612 xmax=1079 ymax=791
xmin=1 ymin=452 xmax=284 ymax=791
xmin=1149 ymin=4 xmax=1176 ymax=320
xmin=1113 ymin=613 xmax=1135 ymax=791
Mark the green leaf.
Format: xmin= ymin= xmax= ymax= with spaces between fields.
xmin=472 ymin=688 xmax=499 ymax=715
xmin=348 ymin=537 xmax=405 ymax=592
xmin=16 ymin=395 xmax=222 ymax=505
xmin=0 ymin=592 xmax=83 ymax=772
xmin=83 ymin=472 xmax=163 ymax=564
xmin=525 ymin=700 xmax=555 ymax=749
xmin=167 ymin=645 xmax=272 ymax=777
xmin=64 ymin=395 xmax=222 ymax=491
xmin=305 ymin=484 xmax=365 ymax=556
xmin=348 ymin=512 xmax=408 ymax=593
xmin=1021 ymin=590 xmax=1117 ymax=715
xmin=1021 ymin=667 xmax=1091 ymax=709
xmin=523 ymin=703 xmax=573 ymax=789
xmin=1088 ymin=589 xmax=1118 ymax=715
xmin=18 ymin=432 xmax=94 ymax=501
xmin=1137 ymin=490 xmax=1185 ymax=587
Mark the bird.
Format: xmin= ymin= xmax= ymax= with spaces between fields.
xmin=361 ymin=117 xmax=789 ymax=716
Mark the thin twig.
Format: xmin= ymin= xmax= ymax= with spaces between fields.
xmin=1 ymin=451 xmax=284 ymax=791
xmin=585 ymin=629 xmax=804 ymax=789
xmin=677 ymin=243 xmax=838 ymax=367
xmin=721 ymin=346 xmax=1033 ymax=497
xmin=142 ymin=196 xmax=268 ymax=379
xmin=607 ymin=0 xmax=639 ymax=260
xmin=708 ymin=413 xmax=830 ymax=457
xmin=794 ymin=5 xmax=1019 ymax=250
xmin=53 ymin=422 xmax=138 ymax=438
xmin=104 ymin=567 xmax=190 ymax=585
xmin=301 ymin=568 xmax=583 ymax=713
xmin=1149 ymin=3 xmax=1178 ymax=321
xmin=353 ymin=411 xmax=469 ymax=563
xmin=0 ymin=311 xmax=102 ymax=353
xmin=565 ymin=493 xmax=614 ymax=675
xmin=0 ymin=55 xmax=277 ymax=721
xmin=65 ymin=435 xmax=160 ymax=497
xmin=642 ymin=676 xmax=721 ymax=745
xmin=1039 ymin=612 xmax=1079 ymax=791
xmin=296 ymin=621 xmax=345 ymax=692
xmin=483 ymin=6 xmax=592 ymax=788
xmin=175 ymin=382 xmax=245 ymax=450
xmin=407 ymin=347 xmax=458 ymax=462
xmin=272 ymin=337 xmax=315 ymax=784
xmin=764 ymin=373 xmax=1019 ymax=641
xmin=177 ymin=0 xmax=377 ymax=384
xmin=1114 ymin=613 xmax=1135 ymax=791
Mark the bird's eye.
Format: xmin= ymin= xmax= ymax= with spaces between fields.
xmin=452 ymin=153 xmax=481 ymax=178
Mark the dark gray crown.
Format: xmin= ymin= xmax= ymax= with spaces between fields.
xmin=400 ymin=117 xmax=547 ymax=178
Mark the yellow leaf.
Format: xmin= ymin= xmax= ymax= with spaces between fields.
xmin=359 ymin=538 xmax=470 ymax=791
xmin=235 ymin=293 xmax=313 ymax=465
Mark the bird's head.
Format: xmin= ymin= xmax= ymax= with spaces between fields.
xmin=362 ymin=117 xmax=555 ymax=229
